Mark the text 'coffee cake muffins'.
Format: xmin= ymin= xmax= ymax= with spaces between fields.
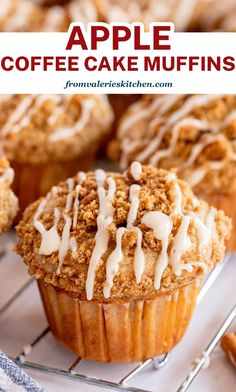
xmin=16 ymin=163 xmax=231 ymax=362
xmin=0 ymin=0 xmax=98 ymax=32
xmin=0 ymin=157 xmax=18 ymax=233
xmin=0 ymin=94 xmax=113 ymax=213
xmin=109 ymin=94 xmax=236 ymax=250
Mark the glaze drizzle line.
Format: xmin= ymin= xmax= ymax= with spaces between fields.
xmin=34 ymin=163 xmax=216 ymax=300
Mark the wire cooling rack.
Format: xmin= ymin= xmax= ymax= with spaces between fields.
xmin=0 ymin=233 xmax=236 ymax=392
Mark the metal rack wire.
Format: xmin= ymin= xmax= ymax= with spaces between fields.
xmin=1 ymin=242 xmax=235 ymax=392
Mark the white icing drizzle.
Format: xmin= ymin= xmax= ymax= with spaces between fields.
xmin=72 ymin=185 xmax=81 ymax=228
xmin=69 ymin=237 xmax=78 ymax=252
xmin=103 ymin=171 xmax=144 ymax=297
xmin=142 ymin=211 xmax=173 ymax=289
xmin=86 ymin=170 xmax=116 ymax=300
xmin=130 ymin=161 xmax=142 ymax=181
xmin=166 ymin=173 xmax=183 ymax=216
xmin=181 ymin=135 xmax=225 ymax=171
xmin=169 ymin=215 xmax=193 ymax=276
xmin=77 ymin=171 xmax=86 ymax=183
xmin=34 ymin=208 xmax=61 ymax=255
xmin=103 ymin=227 xmax=126 ymax=299
xmin=132 ymin=227 xmax=145 ymax=284
xmin=1 ymin=96 xmax=34 ymax=135
xmin=190 ymin=213 xmax=211 ymax=250
xmin=34 ymin=197 xmax=48 ymax=223
xmin=186 ymin=168 xmax=207 ymax=188
xmin=127 ymin=184 xmax=145 ymax=284
xmin=73 ymin=172 xmax=85 ymax=227
xmin=49 ymin=99 xmax=94 ymax=142
xmin=57 ymin=215 xmax=72 ymax=274
xmin=127 ymin=185 xmax=141 ymax=227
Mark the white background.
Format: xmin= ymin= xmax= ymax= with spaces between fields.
xmin=0 ymin=23 xmax=236 ymax=93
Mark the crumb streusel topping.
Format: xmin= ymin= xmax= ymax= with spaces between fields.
xmin=0 ymin=94 xmax=113 ymax=164
xmin=0 ymin=156 xmax=18 ymax=233
xmin=109 ymin=95 xmax=236 ymax=195
xmin=16 ymin=163 xmax=231 ymax=302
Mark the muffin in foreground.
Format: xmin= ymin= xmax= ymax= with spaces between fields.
xmin=0 ymin=157 xmax=18 ymax=233
xmin=109 ymin=94 xmax=236 ymax=250
xmin=0 ymin=94 xmax=113 ymax=213
xmin=16 ymin=163 xmax=231 ymax=362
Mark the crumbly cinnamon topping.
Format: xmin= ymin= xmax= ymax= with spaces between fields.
xmin=0 ymin=157 xmax=18 ymax=233
xmin=0 ymin=94 xmax=113 ymax=164
xmin=109 ymin=95 xmax=236 ymax=195
xmin=16 ymin=164 xmax=231 ymax=302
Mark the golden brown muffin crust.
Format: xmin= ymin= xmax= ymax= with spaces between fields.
xmin=0 ymin=157 xmax=18 ymax=233
xmin=16 ymin=164 xmax=231 ymax=302
xmin=0 ymin=94 xmax=113 ymax=164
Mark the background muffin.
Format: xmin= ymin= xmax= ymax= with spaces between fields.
xmin=16 ymin=163 xmax=231 ymax=362
xmin=191 ymin=0 xmax=236 ymax=32
xmin=0 ymin=156 xmax=18 ymax=233
xmin=109 ymin=94 xmax=236 ymax=250
xmin=0 ymin=0 xmax=98 ymax=32
xmin=95 ymin=0 xmax=196 ymax=31
xmin=0 ymin=94 xmax=113 ymax=213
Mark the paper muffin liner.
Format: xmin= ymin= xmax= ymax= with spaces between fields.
xmin=197 ymin=193 xmax=235 ymax=251
xmin=11 ymin=150 xmax=96 ymax=217
xmin=38 ymin=277 xmax=202 ymax=363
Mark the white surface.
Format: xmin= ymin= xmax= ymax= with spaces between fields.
xmin=0 ymin=232 xmax=235 ymax=392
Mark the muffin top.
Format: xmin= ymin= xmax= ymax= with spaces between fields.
xmin=0 ymin=0 xmax=98 ymax=32
xmin=0 ymin=94 xmax=113 ymax=164
xmin=0 ymin=156 xmax=18 ymax=234
xmin=16 ymin=163 xmax=231 ymax=302
xmin=109 ymin=95 xmax=236 ymax=195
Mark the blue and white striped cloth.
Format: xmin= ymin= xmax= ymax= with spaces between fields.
xmin=0 ymin=351 xmax=45 ymax=392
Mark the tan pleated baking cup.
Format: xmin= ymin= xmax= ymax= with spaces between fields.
xmin=38 ymin=277 xmax=202 ymax=363
xmin=11 ymin=150 xmax=96 ymax=217
xmin=198 ymin=193 xmax=235 ymax=251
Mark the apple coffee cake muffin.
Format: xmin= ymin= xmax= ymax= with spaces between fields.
xmin=0 ymin=94 xmax=113 ymax=213
xmin=0 ymin=156 xmax=18 ymax=233
xmin=16 ymin=163 xmax=231 ymax=362
xmin=109 ymin=94 xmax=236 ymax=250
